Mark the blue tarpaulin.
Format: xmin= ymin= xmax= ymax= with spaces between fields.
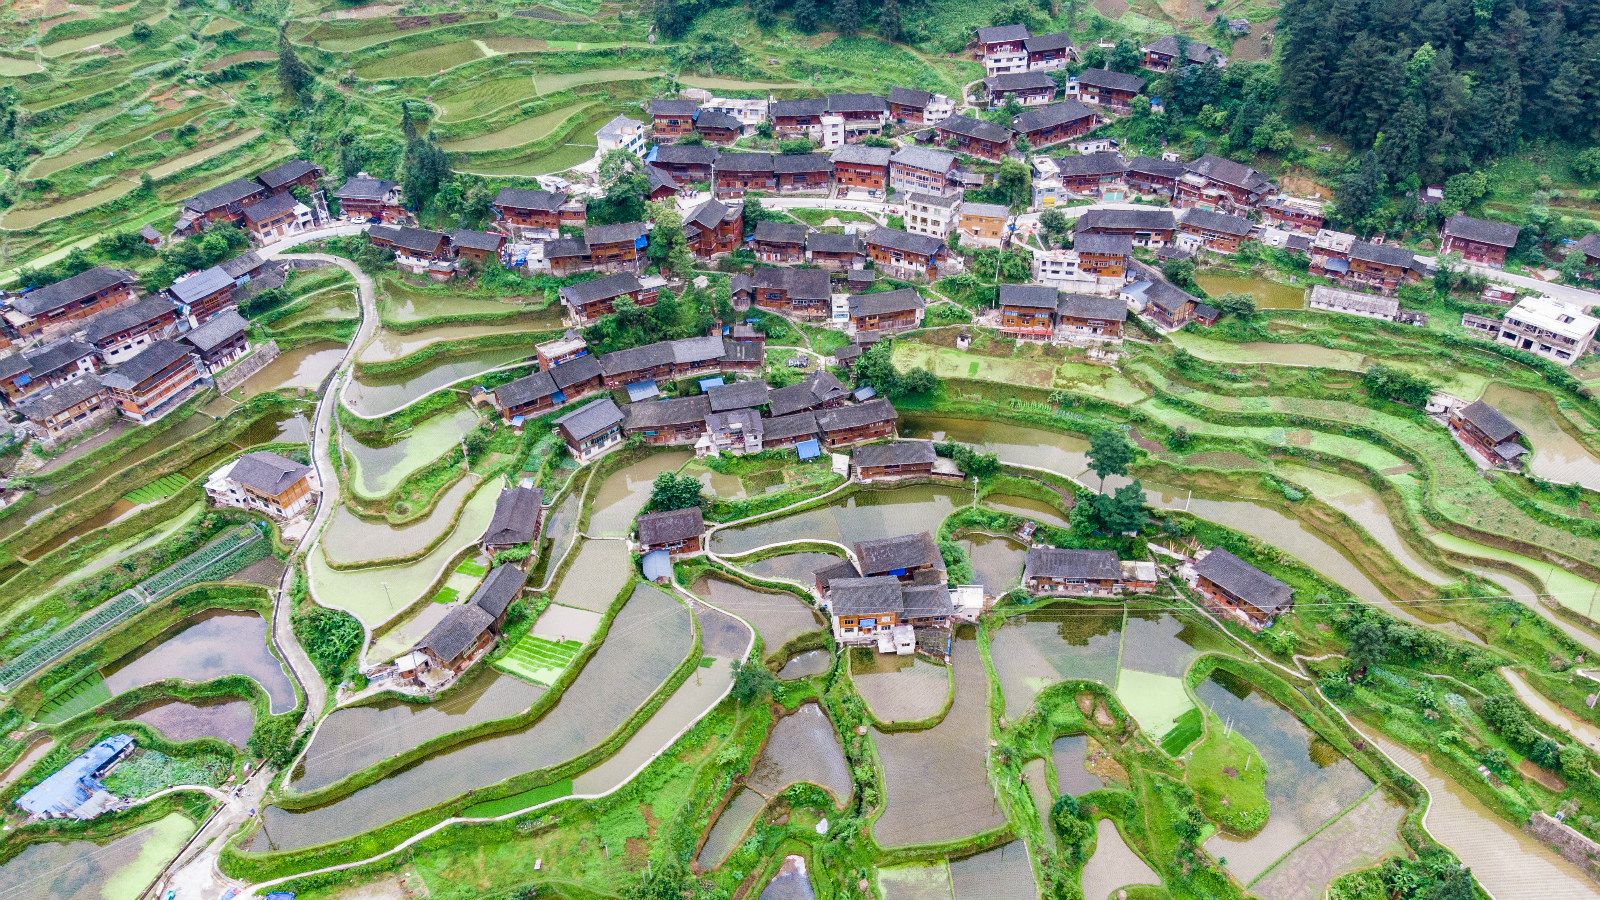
xmin=699 ymin=376 xmax=725 ymax=392
xmin=642 ymin=549 xmax=673 ymax=582
xmin=796 ymin=439 xmax=821 ymax=460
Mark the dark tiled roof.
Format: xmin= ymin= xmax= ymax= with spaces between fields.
xmin=20 ymin=337 xmax=93 ymax=377
xmin=483 ymin=486 xmax=543 ymax=546
xmin=623 ymin=395 xmax=712 ymax=429
xmin=1074 ymin=208 xmax=1176 ymax=232
xmin=670 ymin=335 xmax=726 ymax=365
xmin=559 ymin=272 xmax=643 ymax=306
xmin=183 ymin=177 xmax=265 ymax=213
xmin=1349 ymin=240 xmax=1418 ymax=270
xmin=901 ymin=583 xmax=954 ymax=617
xmin=370 ymin=224 xmax=449 ymax=255
xmin=1144 ymin=279 xmax=1200 ymax=316
xmin=417 ymin=604 xmax=495 ymax=663
xmin=773 ymin=153 xmax=833 ymax=175
xmin=1458 ymin=400 xmax=1520 ymax=442
xmin=1024 ymin=547 xmax=1120 ymax=580
xmin=815 ymin=557 xmax=861 ymax=590
xmin=584 ymin=221 xmax=648 ymax=246
xmin=1181 ymin=207 xmax=1255 ymax=237
xmin=638 ymin=507 xmax=704 ymax=545
xmin=986 ymin=71 xmax=1056 ymax=93
xmin=1185 ymin=154 xmax=1273 ymax=192
xmin=1012 ymin=101 xmax=1095 ymax=134
xmin=772 ymin=98 xmax=828 ymax=117
xmin=976 ymin=24 xmax=1031 ymax=43
xmin=754 ymin=221 xmax=808 ymax=244
xmin=1076 ymin=67 xmax=1146 ymax=93
xmin=708 ymin=378 xmax=770 ymax=412
xmin=1126 ymin=156 xmax=1186 ymax=178
xmin=228 ymin=450 xmax=311 ymax=496
xmin=12 ymin=267 xmax=136 ymax=316
xmin=999 ymin=283 xmax=1060 ymax=309
xmin=848 ymin=287 xmax=924 ymax=317
xmin=453 ymin=229 xmax=505 ymax=252
xmin=763 ymin=410 xmax=820 ymax=442
xmin=256 ymin=159 xmax=321 ymax=190
xmin=828 ymin=93 xmax=888 ymax=113
xmin=599 ymin=341 xmax=675 ymax=377
xmin=554 ymin=397 xmax=624 ymax=441
xmin=1056 ymin=151 xmax=1127 ymax=177
xmin=891 ymin=147 xmax=957 ymax=173
xmin=181 ymin=308 xmax=247 ymax=352
xmin=1058 ymin=292 xmax=1126 ymax=321
xmin=856 ymin=532 xmax=942 ymax=574
xmin=684 ymin=198 xmax=729 ymax=231
xmin=807 ymin=231 xmax=859 ymax=254
xmin=747 ymin=267 xmax=829 ymax=301
xmin=695 ymin=109 xmax=742 ymax=132
xmin=854 ymin=441 xmax=936 ymax=469
xmin=888 ymin=87 xmax=932 ymax=107
xmin=240 ymin=192 xmax=299 ymax=223
xmin=82 ymin=295 xmax=176 ymax=344
xmin=544 ymin=237 xmax=589 ymax=259
xmin=863 ymin=228 xmax=944 ymax=257
xmin=1025 ymin=32 xmax=1074 ymax=52
xmin=651 ymin=99 xmax=700 ymax=116
xmin=829 ymin=575 xmax=907 ymax=615
xmin=938 ymin=114 xmax=1013 ymax=144
xmin=715 ymin=152 xmax=776 ymax=174
xmin=168 ymin=266 xmax=234 ymax=305
xmin=334 ymin=176 xmax=397 ymax=202
xmin=1195 ymin=547 xmax=1293 ymax=614
xmin=647 ymin=166 xmax=679 ymax=195
xmin=651 ymin=144 xmax=720 ymax=165
xmin=494 ymin=370 xmax=559 ymax=408
xmin=101 ymin=339 xmax=192 ymax=390
xmin=831 ymin=144 xmax=893 ymax=166
xmin=16 ymin=374 xmax=105 ymax=421
xmin=1444 ymin=214 xmax=1520 ymax=248
xmin=218 ymin=251 xmax=265 ymax=279
xmin=471 ymin=564 xmax=525 ymax=618
xmin=1074 ymin=232 xmax=1133 ymax=256
xmin=494 ymin=187 xmax=566 ymax=211
xmin=549 ymin=354 xmax=600 ymax=392
xmin=1145 ymin=35 xmax=1224 ymax=64
xmin=817 ymin=397 xmax=898 ymax=432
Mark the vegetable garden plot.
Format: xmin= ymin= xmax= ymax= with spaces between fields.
xmin=495 ymin=634 xmax=583 ymax=686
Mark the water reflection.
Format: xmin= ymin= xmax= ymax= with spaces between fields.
xmin=129 ymin=697 xmax=254 ymax=748
xmin=0 ymin=812 xmax=197 ymax=900
xmin=103 ymin=611 xmax=296 ymax=714
xmin=710 ymin=484 xmax=967 ymax=556
xmin=989 ymin=604 xmax=1123 ymax=720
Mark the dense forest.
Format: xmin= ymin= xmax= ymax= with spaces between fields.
xmin=1278 ymin=0 xmax=1600 ymax=187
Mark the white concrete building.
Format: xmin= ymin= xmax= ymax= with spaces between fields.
xmin=1306 ymin=285 xmax=1400 ymax=321
xmin=595 ymin=115 xmax=646 ymax=160
xmin=1032 ymin=248 xmax=1100 ymax=292
xmin=904 ymin=192 xmax=960 ymax=241
xmin=1030 ymin=157 xmax=1063 ymax=208
xmin=703 ymin=97 xmax=768 ymax=134
xmin=1495 ymin=295 xmax=1598 ymax=365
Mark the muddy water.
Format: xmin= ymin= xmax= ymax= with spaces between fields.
xmin=103 ymin=611 xmax=296 ymax=714
xmin=779 ymin=650 xmax=830 ymax=680
xmin=1480 ymin=383 xmax=1600 ymax=492
xmin=344 ymin=408 xmax=479 ymax=498
xmin=901 ymin=415 xmax=1092 ymax=481
xmin=587 ymin=452 xmax=693 ymax=537
xmin=959 ymin=533 xmax=1027 ymax=595
xmin=1118 ymin=608 xmax=1231 ymax=677
xmin=735 ymin=552 xmax=844 ymax=586
xmin=1194 ymin=270 xmax=1305 ymax=309
xmin=1250 ymin=789 xmax=1407 ymax=900
xmin=230 ymin=342 xmax=345 ymax=400
xmin=359 ymin=322 xmax=554 ymax=363
xmin=292 ymin=671 xmax=544 ymax=793
xmin=1362 ymin=729 xmax=1597 ymax=899
xmin=749 ymin=703 xmax=852 ymax=801
xmin=697 ymin=788 xmax=765 ymax=870
xmin=384 ymin=289 xmax=562 ymax=328
xmin=537 ymin=486 xmax=583 ymax=579
xmin=1051 ymin=735 xmax=1106 ymax=796
xmin=872 ymin=638 xmax=1004 ymax=847
xmin=853 ymin=654 xmax=951 ymax=723
xmin=710 ymin=484 xmax=968 ymax=556
xmin=950 ymin=841 xmax=1038 ymax=900
xmin=270 ymin=291 xmax=359 ymax=330
xmin=0 ymin=812 xmax=197 ymax=900
xmin=1199 ymin=671 xmax=1374 ymax=883
xmin=1277 ymin=464 xmax=1453 ymax=585
xmin=981 ymin=493 xmax=1069 ymax=528
xmin=1080 ymin=819 xmax=1160 ymax=900
xmin=251 ymin=584 xmax=692 ymax=851
xmin=549 ymin=539 xmax=633 ymax=613
xmin=697 ymin=578 xmax=825 ymax=659
xmin=1499 ymin=667 xmax=1600 ymax=754
xmin=0 ymin=739 xmax=53 ymax=794
xmin=344 ymin=346 xmax=533 ymax=417
xmin=761 ymin=855 xmax=816 ymax=900
xmin=321 ymin=476 xmax=480 ymax=565
xmin=989 ymin=604 xmax=1123 ymax=720
xmin=128 ymin=697 xmax=254 ymax=747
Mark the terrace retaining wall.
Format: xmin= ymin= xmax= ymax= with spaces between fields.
xmin=1528 ymin=812 xmax=1600 ymax=884
xmin=216 ymin=341 xmax=281 ymax=394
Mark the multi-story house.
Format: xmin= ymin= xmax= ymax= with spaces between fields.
xmin=1074 ymin=232 xmax=1132 ymax=279
xmin=1492 ymin=295 xmax=1597 ymax=366
xmin=693 ymin=109 xmax=744 ymax=144
xmin=1056 ymin=292 xmax=1127 ymax=341
xmin=0 ymin=337 xmax=96 ymax=405
xmin=255 ymin=159 xmax=324 ymax=195
xmin=713 ymin=152 xmax=778 ymax=198
xmin=83 ymin=295 xmax=179 ymax=366
xmin=753 ymin=221 xmax=809 ymax=263
xmin=889 ymin=147 xmax=958 ymax=196
xmin=806 ymin=232 xmax=862 ymax=271
xmin=15 ymin=374 xmax=111 ymax=444
xmin=1024 ymin=33 xmax=1076 ymax=70
xmin=1012 ymin=101 xmax=1097 ymax=149
xmin=847 ymin=288 xmax=925 ymax=333
xmin=174 ymin=177 xmax=269 ymax=235
xmin=333 ymin=175 xmax=404 ymax=223
xmin=733 ymin=267 xmax=832 ymax=318
xmin=936 ymin=114 xmax=1014 ymax=161
xmin=559 ymin=273 xmax=654 ymax=323
xmin=682 ymin=198 xmax=742 ymax=259
xmin=1178 ymin=207 xmax=1255 ymax=254
xmin=1259 ymin=196 xmax=1325 ymax=234
xmin=100 ymin=339 xmax=203 ymax=423
xmin=166 ymin=265 xmax=236 ymax=321
xmin=905 ymin=192 xmax=960 ymax=241
xmin=554 ymin=398 xmax=625 ymax=462
xmin=650 ymin=99 xmax=699 ymax=138
xmin=240 ymin=192 xmax=312 ymax=244
xmin=832 ymin=144 xmax=892 ymax=197
xmin=1441 ymin=215 xmax=1521 ymax=268
xmin=863 ymin=228 xmax=951 ymax=281
xmin=647 ymin=144 xmax=719 ymax=183
xmin=595 ymin=115 xmax=647 ymax=160
xmin=492 ymin=188 xmax=570 ymax=238
xmin=1074 ymin=208 xmax=1177 ymax=248
xmin=999 ymin=284 xmax=1059 ymax=337
xmin=975 ymin=24 xmax=1031 ymax=75
xmin=1071 ymin=68 xmax=1146 ymax=111
xmin=1176 ymin=154 xmax=1276 ymax=212
xmin=817 ymin=397 xmax=898 ymax=447
xmin=774 ymin=153 xmax=833 ymax=193
xmin=887 ymin=87 xmax=955 ymax=126
xmin=984 ymin=71 xmax=1056 ymax=107
xmin=958 ymin=201 xmax=1010 ymax=248
xmin=2 ymin=266 xmax=138 ymax=339
xmin=1125 ymin=155 xmax=1185 ymax=197
xmin=1140 ymin=35 xmax=1226 ymax=71
xmin=1055 ymin=151 xmax=1128 ymax=198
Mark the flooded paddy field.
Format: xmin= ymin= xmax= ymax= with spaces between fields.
xmin=733 ymin=551 xmax=843 ymax=586
xmin=587 ymin=452 xmax=692 ymax=537
xmin=0 ymin=812 xmax=197 ymax=900
xmin=343 ymin=408 xmax=480 ymax=499
xmin=989 ymin=603 xmax=1124 ymax=720
xmin=128 ymin=697 xmax=254 ymax=748
xmin=778 ymin=650 xmax=830 ymax=680
xmin=344 ymin=346 xmax=533 ymax=417
xmin=696 ymin=578 xmax=825 ymax=659
xmin=710 ymin=483 xmax=967 ymax=556
xmin=1080 ymin=818 xmax=1160 ymax=900
xmin=103 ymin=610 xmax=296 ymax=714
xmin=547 ymin=540 xmax=633 ymax=613
xmin=851 ymin=653 xmax=950 ymax=723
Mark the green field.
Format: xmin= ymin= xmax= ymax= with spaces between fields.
xmin=495 ymin=634 xmax=583 ymax=686
xmin=125 ymin=475 xmax=191 ymax=505
xmin=455 ymin=560 xmax=489 ymax=578
xmin=1160 ymin=707 xmax=1204 ymax=756
xmin=37 ymin=674 xmax=113 ymax=725
xmin=461 ymin=778 xmax=574 ymax=817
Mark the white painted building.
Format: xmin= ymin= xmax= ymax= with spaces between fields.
xmin=703 ymin=97 xmax=768 ymax=134
xmin=1495 ymin=295 xmax=1598 ymax=365
xmin=904 ymin=192 xmax=960 ymax=241
xmin=595 ymin=115 xmax=647 ymax=160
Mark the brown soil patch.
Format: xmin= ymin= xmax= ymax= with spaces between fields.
xmin=807 ymin=32 xmax=838 ymax=49
xmin=1279 ymin=173 xmax=1331 ymax=200
xmin=1077 ymin=691 xmax=1096 ymax=717
xmin=642 ymin=802 xmax=660 ymax=837
xmin=625 ymin=836 xmax=651 ymax=860
xmin=1287 ymin=429 xmax=1314 ymax=447
xmin=319 ymin=3 xmax=401 ymax=19
xmin=1085 ymin=737 xmax=1130 ymax=785
xmin=152 ymin=130 xmax=172 ymax=142
xmin=1518 ymin=759 xmax=1567 ymax=792
xmin=1131 ymin=427 xmax=1166 ymax=452
xmin=1094 ymin=701 xmax=1116 ymax=731
xmin=1379 ymin=464 xmax=1414 ymax=476
xmin=1222 ymin=766 xmax=1239 ymax=778
xmin=1094 ymin=0 xmax=1130 ymax=16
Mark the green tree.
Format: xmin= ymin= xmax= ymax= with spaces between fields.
xmin=1214 ymin=292 xmax=1257 ymax=320
xmin=1039 ymin=208 xmax=1069 ymax=245
xmin=1344 ymin=619 xmax=1390 ymax=672
xmin=1362 ymin=364 xmax=1435 ymax=407
xmin=131 ymin=21 xmax=152 ymax=40
xmin=1092 ymin=480 xmax=1147 ymax=533
xmin=1109 ymin=38 xmax=1141 ymax=73
xmin=901 ymin=367 xmax=939 ymax=395
xmin=648 ymin=471 xmax=704 ymax=511
xmin=729 ymin=658 xmax=777 ymax=703
xmin=1162 ymin=256 xmax=1199 ymax=292
xmin=995 ymin=158 xmax=1032 ymax=209
xmin=277 ymin=29 xmax=314 ymax=100
xmin=853 ymin=342 xmax=901 ymax=396
xmin=833 ymin=0 xmax=860 ymax=36
xmin=1087 ymin=428 xmax=1133 ymax=490
xmin=752 ymin=0 xmax=776 ymax=26
xmin=647 ymin=200 xmax=693 ymax=275
xmin=1560 ymin=743 xmax=1589 ymax=782
xmin=878 ymin=0 xmax=903 ymax=41
xmin=793 ymin=0 xmax=819 ymax=33
xmin=1575 ymin=148 xmax=1600 ymax=183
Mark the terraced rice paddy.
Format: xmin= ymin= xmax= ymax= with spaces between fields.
xmin=495 ymin=634 xmax=583 ymax=686
xmin=436 ymin=75 xmax=540 ymax=122
xmin=143 ymin=129 xmax=266 ymax=179
xmin=697 ymin=578 xmax=825 ymax=660
xmin=587 ymin=452 xmax=692 ymax=536
xmin=548 ymin=540 xmax=633 ymax=612
xmin=345 ymin=345 xmax=534 ymax=417
xmin=353 ymin=41 xmax=485 ymax=78
xmin=343 ymin=407 xmax=480 ymax=499
xmin=129 ymin=697 xmax=254 ymax=747
xmin=440 ymin=102 xmax=595 ymax=153
xmin=698 ymin=788 xmax=766 ymax=870
xmin=852 ymin=653 xmax=950 ymax=723
xmin=732 ymin=551 xmax=842 ymax=585
xmin=102 ymin=610 xmax=297 ymax=714
xmin=1080 ymin=818 xmax=1160 ymax=899
xmin=0 ymin=812 xmax=197 ymax=900
xmin=322 ymin=476 xmax=482 ymax=564
xmin=251 ymin=583 xmax=693 ymax=851
xmin=989 ymin=604 xmax=1124 ymax=720
xmin=532 ymin=68 xmax=659 ymax=95
xmin=710 ymin=484 xmax=966 ymax=556
xmin=123 ymin=474 xmax=188 ymax=505
xmin=28 ymin=103 xmax=222 ymax=178
xmin=1051 ymin=735 xmax=1106 ymax=796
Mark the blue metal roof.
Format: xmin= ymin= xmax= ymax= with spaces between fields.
xmin=796 ymin=439 xmax=822 ymax=460
xmin=852 ymin=385 xmax=877 ymax=401
xmin=699 ymin=376 xmax=725 ymax=392
xmin=17 ymin=734 xmax=133 ymax=817
xmin=642 ymin=549 xmax=673 ymax=582
xmin=626 ymin=379 xmax=661 ymax=402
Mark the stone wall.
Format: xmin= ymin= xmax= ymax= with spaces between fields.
xmin=215 ymin=340 xmax=280 ymax=395
xmin=1528 ymin=812 xmax=1600 ymax=884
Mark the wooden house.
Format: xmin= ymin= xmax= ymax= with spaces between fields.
xmin=1140 ymin=279 xmax=1199 ymax=329
xmin=984 ymin=71 xmax=1057 ymax=106
xmin=205 ymin=450 xmax=317 ymax=519
xmin=752 ymin=221 xmax=808 ymax=263
xmin=975 ymin=24 xmax=1031 ymax=75
xmin=1193 ymin=547 xmax=1293 ymax=629
xmin=492 ymin=188 xmax=569 ymax=237
xmin=682 ymin=198 xmax=742 ymax=259
xmin=1177 ymin=154 xmax=1276 ymax=213
xmin=761 ymin=411 xmax=821 ymax=450
xmin=693 ymin=109 xmax=743 ymax=144
xmin=100 ymin=339 xmax=203 ymax=423
xmin=854 ymin=441 xmax=937 ymax=480
xmin=1259 ymin=196 xmax=1325 ymax=234
xmin=648 ymin=144 xmax=720 ymax=184
xmin=1074 ymin=208 xmax=1176 ymax=248
xmin=1441 ymin=215 xmax=1520 ymax=268
xmin=768 ymin=369 xmax=849 ymax=417
xmin=583 ymin=221 xmax=649 ymax=274
xmin=334 ymin=176 xmax=404 ymax=223
xmin=889 ymin=147 xmax=958 ymax=196
xmin=81 ymin=290 xmax=176 ymax=366
xmin=774 ymin=154 xmax=834 ymax=193
xmin=1055 ymin=151 xmax=1127 ymax=196
xmin=452 ymin=229 xmax=506 ymax=265
xmin=832 ymin=144 xmax=892 ymax=197
xmin=713 ymin=152 xmax=778 ymax=198
xmin=166 ymin=266 xmax=235 ymax=321
xmin=733 ymin=267 xmax=833 ymax=318
xmin=179 ymin=308 xmax=249 ymax=373
xmin=482 ymin=485 xmax=543 ymax=553
xmin=1125 ymin=156 xmax=1185 ymax=197
xmin=1178 ymin=207 xmax=1255 ymax=253
xmin=4 ymin=267 xmax=138 ymax=338
xmin=553 ymin=398 xmax=625 ymax=461
xmin=488 ymin=354 xmax=604 ymax=420
xmin=650 ymin=99 xmax=700 ymax=138
xmin=816 ymin=398 xmax=898 ymax=447
xmin=862 ymin=228 xmax=949 ymax=281
xmin=847 ymin=287 xmax=925 ymax=333
xmin=14 ymin=374 xmax=111 ymax=444
xmin=1025 ymin=32 xmax=1076 ymax=70
xmin=559 ymin=273 xmax=651 ymax=324
xmin=935 ymin=114 xmax=1014 ymax=161
xmin=1011 ymin=101 xmax=1097 ymax=149
xmin=855 ymin=532 xmax=945 ymax=581
xmin=1141 ymin=35 xmax=1225 ymax=71
xmin=256 ymin=159 xmax=323 ymax=195
xmin=999 ymin=284 xmax=1059 ymax=337
xmin=1074 ymin=232 xmax=1131 ymax=278
xmin=174 ymin=178 xmax=268 ymax=234
xmin=0 ymin=337 xmax=96 ymax=404
xmin=1023 ymin=548 xmax=1124 ymax=595
xmin=806 ymin=232 xmax=862 ymax=270
xmin=622 ymin=395 xmax=712 ymax=445
xmin=1449 ymin=400 xmax=1527 ymax=467
xmin=637 ymin=507 xmax=705 ymax=556
xmin=1056 ymin=292 xmax=1126 ymax=341
xmin=240 ymin=192 xmax=308 ymax=243
xmin=1073 ymin=68 xmax=1145 ymax=111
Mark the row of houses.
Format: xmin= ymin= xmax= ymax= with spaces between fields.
xmin=646 ymin=143 xmax=976 ymax=201
xmin=974 ymin=24 xmax=1225 ymax=77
